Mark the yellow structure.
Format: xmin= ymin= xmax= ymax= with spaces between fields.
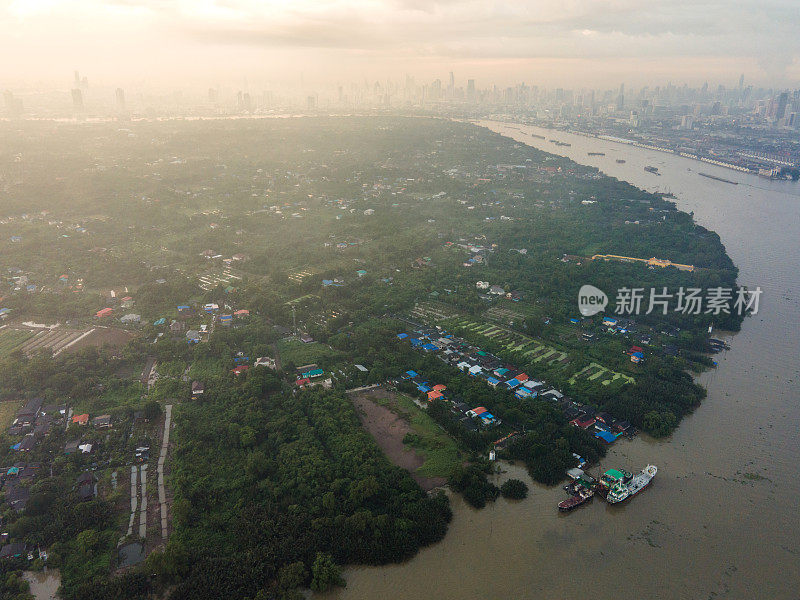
xmin=591 ymin=254 xmax=694 ymax=272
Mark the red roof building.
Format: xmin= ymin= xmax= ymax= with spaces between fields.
xmin=432 ymin=384 xmax=447 ymax=392
xmin=72 ymin=414 xmax=89 ymax=426
xmin=570 ymin=415 xmax=596 ymax=429
xmin=295 ymin=378 xmax=311 ymax=387
xmin=95 ymin=307 xmax=113 ymax=318
xmin=427 ymin=391 xmax=444 ymax=401
xmin=231 ymin=365 xmax=249 ymax=375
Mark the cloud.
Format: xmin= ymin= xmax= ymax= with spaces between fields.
xmin=0 ymin=0 xmax=798 ymax=85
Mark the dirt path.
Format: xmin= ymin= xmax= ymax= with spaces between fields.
xmin=351 ymin=390 xmax=446 ymax=491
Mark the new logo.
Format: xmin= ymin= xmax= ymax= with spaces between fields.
xmin=578 ymin=284 xmax=608 ymax=316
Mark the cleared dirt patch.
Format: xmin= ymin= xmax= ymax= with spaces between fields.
xmin=351 ymin=389 xmax=447 ymax=491
xmin=61 ymin=327 xmax=134 ymax=354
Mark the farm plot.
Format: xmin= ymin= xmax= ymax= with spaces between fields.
xmin=410 ymin=301 xmax=462 ymax=323
xmin=569 ymin=362 xmax=635 ymax=387
xmin=483 ymin=306 xmax=525 ymax=324
xmin=198 ymin=266 xmax=242 ymax=291
xmin=446 ymin=318 xmax=569 ymax=365
xmin=19 ymin=328 xmax=86 ymax=355
xmin=288 ymin=267 xmax=318 ymax=283
xmin=0 ymin=327 xmax=35 ymax=357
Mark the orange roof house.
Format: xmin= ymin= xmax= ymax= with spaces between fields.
xmin=427 ymin=391 xmax=444 ymax=401
xmin=432 ymin=384 xmax=447 ymax=392
xmin=72 ymin=414 xmax=89 ymax=426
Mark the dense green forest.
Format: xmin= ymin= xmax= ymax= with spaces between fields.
xmin=161 ymin=381 xmax=451 ymax=599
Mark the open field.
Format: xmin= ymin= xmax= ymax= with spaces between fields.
xmin=350 ymin=388 xmax=457 ymax=489
xmin=275 ymin=338 xmax=344 ymax=367
xmin=0 ymin=327 xmax=36 ymax=357
xmin=61 ymin=327 xmax=135 ymax=355
xmin=0 ymin=400 xmax=21 ymax=430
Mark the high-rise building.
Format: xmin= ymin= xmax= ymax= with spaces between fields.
xmin=776 ymin=92 xmax=789 ymax=120
xmin=467 ymin=79 xmax=476 ymax=102
xmin=3 ymin=90 xmax=22 ymax=118
xmin=71 ymin=88 xmax=84 ymax=113
xmin=115 ymin=88 xmax=125 ymax=111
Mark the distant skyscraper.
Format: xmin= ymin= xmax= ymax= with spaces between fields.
xmin=3 ymin=90 xmax=22 ymax=118
xmin=307 ymin=95 xmax=317 ymax=110
xmin=776 ymin=92 xmax=789 ymax=120
xmin=115 ymin=88 xmax=125 ymax=111
xmin=467 ymin=79 xmax=476 ymax=102
xmin=208 ymin=88 xmax=219 ymax=103
xmin=71 ymin=88 xmax=84 ymax=113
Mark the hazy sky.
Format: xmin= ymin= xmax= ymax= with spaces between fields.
xmin=1 ymin=0 xmax=798 ymax=90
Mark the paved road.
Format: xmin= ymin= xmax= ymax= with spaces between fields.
xmin=158 ymin=404 xmax=172 ymax=540
xmin=126 ymin=466 xmax=137 ymax=538
xmin=345 ymin=384 xmax=381 ymax=394
xmin=138 ymin=465 xmax=147 ymax=539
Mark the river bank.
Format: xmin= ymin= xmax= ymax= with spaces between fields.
xmin=23 ymin=569 xmax=60 ymax=600
xmin=325 ymin=120 xmax=800 ymax=600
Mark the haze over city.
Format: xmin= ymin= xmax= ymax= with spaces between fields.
xmin=2 ymin=3 xmax=800 ymax=600
xmin=2 ymin=0 xmax=799 ymax=89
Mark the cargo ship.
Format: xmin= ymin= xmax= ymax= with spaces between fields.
xmin=626 ymin=465 xmax=657 ymax=497
xmin=644 ymin=166 xmax=660 ymax=175
xmin=698 ymin=172 xmax=738 ymax=185
xmin=616 ymin=159 xmax=626 ymax=163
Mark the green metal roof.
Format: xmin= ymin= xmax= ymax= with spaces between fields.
xmin=604 ymin=469 xmax=625 ymax=480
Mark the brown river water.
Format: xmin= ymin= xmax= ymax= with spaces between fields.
xmin=328 ymin=121 xmax=800 ymax=600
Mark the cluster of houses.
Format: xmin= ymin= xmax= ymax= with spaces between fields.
xmin=396 ymin=326 xmax=634 ymax=442
xmin=573 ymin=316 xmax=649 ymax=364
xmin=295 ymin=364 xmax=332 ymax=389
xmin=7 ymin=398 xmax=66 ymax=453
xmin=400 ymin=370 xmax=499 ymax=429
xmin=2 ymin=399 xmax=104 ymax=532
xmin=475 ymin=281 xmax=524 ymax=302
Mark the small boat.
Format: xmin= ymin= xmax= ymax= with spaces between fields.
xmin=588 ymin=152 xmax=605 ymax=156
xmin=558 ymin=489 xmax=594 ymax=511
xmin=616 ymin=159 xmax=626 ymax=164
xmin=644 ymin=166 xmax=660 ymax=174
